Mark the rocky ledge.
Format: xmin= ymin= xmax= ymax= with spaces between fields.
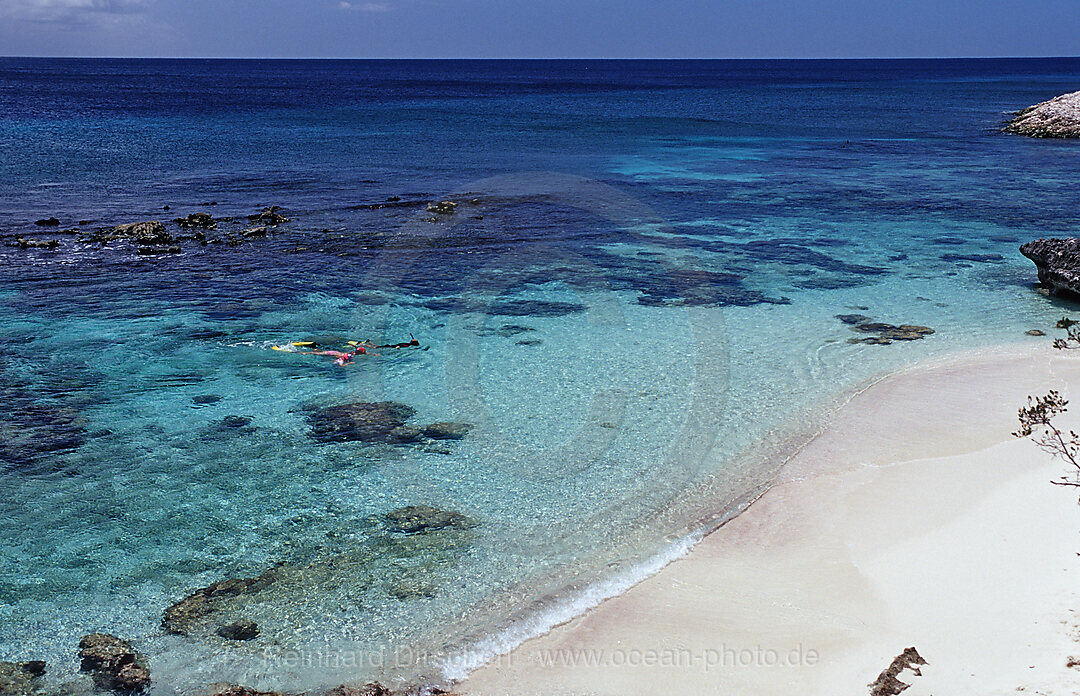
xmin=1004 ymin=90 xmax=1080 ymax=138
xmin=163 ymin=570 xmax=279 ymax=635
xmin=78 ymin=633 xmax=151 ymax=694
xmin=1020 ymin=238 xmax=1080 ymax=297
xmin=3 ymin=206 xmax=290 ymax=256
xmin=835 ymin=314 xmax=934 ymax=345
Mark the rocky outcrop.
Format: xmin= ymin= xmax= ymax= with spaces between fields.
xmin=82 ymin=221 xmax=174 ymax=246
xmin=1005 ymin=90 xmax=1080 ymax=138
xmin=426 ymin=200 xmax=457 ymax=215
xmin=11 ymin=204 xmax=297 ymax=260
xmin=5 ymin=238 xmax=59 ymax=249
xmin=0 ymin=661 xmax=46 ymax=696
xmin=174 ymin=213 xmax=218 ymax=230
xmin=384 ymin=505 xmax=475 ymax=534
xmin=115 ymin=221 xmax=173 ymax=244
xmin=246 ymin=207 xmax=288 ymax=225
xmin=69 ymin=205 xmax=284 ymax=255
xmin=836 ymin=314 xmax=934 ymax=345
xmin=163 ymin=571 xmax=278 ymax=635
xmin=78 ymin=634 xmax=151 ymax=693
xmin=1020 ymin=238 xmax=1080 ymax=297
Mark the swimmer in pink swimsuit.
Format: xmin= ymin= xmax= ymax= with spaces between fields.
xmin=299 ymin=345 xmax=366 ymax=366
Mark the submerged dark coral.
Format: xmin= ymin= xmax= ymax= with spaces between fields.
xmin=0 ymin=394 xmax=87 ymax=474
xmin=487 ymin=299 xmax=587 ymax=317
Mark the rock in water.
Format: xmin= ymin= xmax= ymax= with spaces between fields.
xmin=113 ymin=664 xmax=152 ymax=693
xmin=77 ymin=634 xmax=151 ymax=693
xmin=174 ymin=212 xmax=217 ymax=229
xmin=0 ymin=661 xmax=46 ymax=696
xmin=307 ymin=401 xmax=420 ymax=444
xmin=836 ymin=314 xmax=935 ymax=345
xmin=163 ymin=572 xmax=278 ymax=635
xmin=246 ymin=206 xmax=288 ymax=225
xmin=421 ymin=422 xmax=473 ymax=440
xmin=384 ymin=505 xmax=475 ymax=534
xmin=217 ymin=415 xmax=252 ymax=428
xmin=215 ymin=620 xmax=260 ymax=641
xmin=426 ymin=200 xmax=458 ymax=215
xmin=136 ymin=245 xmax=181 ymax=255
xmin=112 ymin=221 xmax=172 ymax=244
xmin=6 ymin=238 xmax=59 ymax=250
xmin=1005 ymin=90 xmax=1080 ymax=138
xmin=1020 ymin=238 xmax=1080 ymax=297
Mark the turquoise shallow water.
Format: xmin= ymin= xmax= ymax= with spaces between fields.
xmin=1 ymin=58 xmax=1080 ymax=692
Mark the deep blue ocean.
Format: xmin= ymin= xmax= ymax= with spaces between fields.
xmin=1 ymin=58 xmax=1079 ymax=693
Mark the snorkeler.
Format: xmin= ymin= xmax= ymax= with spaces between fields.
xmin=273 ymin=334 xmax=418 ymax=367
xmin=297 ymin=345 xmax=366 ymax=366
xmin=375 ymin=333 xmax=420 ymax=349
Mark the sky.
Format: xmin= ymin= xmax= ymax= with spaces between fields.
xmin=0 ymin=0 xmax=1078 ymax=58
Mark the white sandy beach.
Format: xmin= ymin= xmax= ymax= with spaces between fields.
xmin=458 ymin=346 xmax=1080 ymax=696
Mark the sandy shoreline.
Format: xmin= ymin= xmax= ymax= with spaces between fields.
xmin=458 ymin=345 xmax=1080 ymax=696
